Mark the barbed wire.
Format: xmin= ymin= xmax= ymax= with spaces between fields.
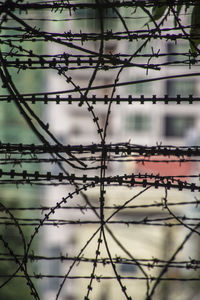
xmin=1 ymin=1 xmax=200 ymax=299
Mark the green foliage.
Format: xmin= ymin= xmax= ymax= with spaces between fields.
xmin=151 ymin=1 xmax=168 ymax=21
xmin=0 ymin=198 xmax=35 ymax=300
xmin=190 ymin=4 xmax=200 ymax=54
xmin=148 ymin=3 xmax=200 ymax=54
xmin=0 ymin=269 xmax=33 ymax=300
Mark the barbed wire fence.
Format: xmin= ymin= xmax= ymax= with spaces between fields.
xmin=0 ymin=1 xmax=200 ymax=299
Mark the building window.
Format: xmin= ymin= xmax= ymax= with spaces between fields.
xmin=164 ymin=115 xmax=195 ymax=138
xmin=48 ymin=246 xmax=61 ymax=290
xmin=166 ymin=79 xmax=196 ymax=97
xmin=126 ymin=113 xmax=151 ymax=132
xmin=64 ymin=296 xmax=77 ymax=300
xmin=119 ymin=263 xmax=137 ymax=274
xmin=167 ymin=42 xmax=189 ymax=63
xmin=74 ymin=0 xmax=117 ymax=31
xmin=127 ymin=77 xmax=153 ymax=96
xmin=127 ymin=40 xmax=153 ymax=63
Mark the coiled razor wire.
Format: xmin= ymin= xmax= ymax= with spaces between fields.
xmin=0 ymin=1 xmax=200 ymax=300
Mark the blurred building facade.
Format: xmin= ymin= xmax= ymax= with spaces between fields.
xmin=42 ymin=3 xmax=200 ymax=300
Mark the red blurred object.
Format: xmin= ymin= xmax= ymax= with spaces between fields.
xmin=136 ymin=155 xmax=192 ymax=179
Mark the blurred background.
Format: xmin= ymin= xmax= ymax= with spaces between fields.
xmin=0 ymin=1 xmax=200 ymax=300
